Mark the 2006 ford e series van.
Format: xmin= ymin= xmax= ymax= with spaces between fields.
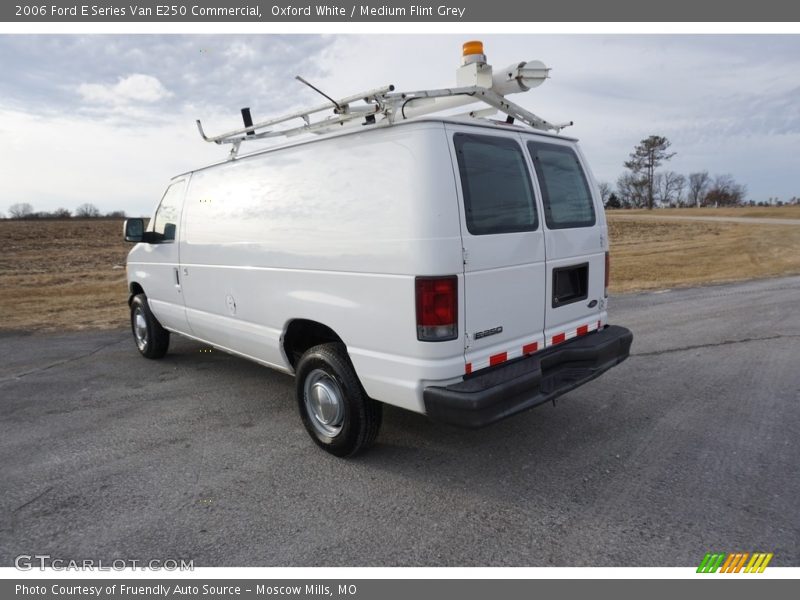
xmin=124 ymin=42 xmax=633 ymax=456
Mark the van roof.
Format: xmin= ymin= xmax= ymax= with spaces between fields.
xmin=176 ymin=116 xmax=579 ymax=179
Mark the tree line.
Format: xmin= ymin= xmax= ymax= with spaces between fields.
xmin=601 ymin=135 xmax=772 ymax=209
xmin=2 ymin=202 xmax=125 ymax=220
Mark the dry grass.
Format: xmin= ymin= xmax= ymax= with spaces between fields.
xmin=611 ymin=205 xmax=800 ymax=219
xmin=2 ymin=215 xmax=800 ymax=331
xmin=607 ymin=216 xmax=800 ymax=292
xmin=0 ymin=219 xmax=130 ymax=331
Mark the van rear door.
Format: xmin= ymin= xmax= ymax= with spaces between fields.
xmin=525 ymin=139 xmax=607 ymax=347
xmin=446 ymin=125 xmax=547 ymax=375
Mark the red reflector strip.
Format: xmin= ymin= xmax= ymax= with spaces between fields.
xmin=468 ymin=320 xmax=603 ymax=373
xmin=489 ymin=352 xmax=507 ymax=366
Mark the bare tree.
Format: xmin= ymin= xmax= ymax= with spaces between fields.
xmin=105 ymin=210 xmax=126 ymax=218
xmin=75 ymin=203 xmax=101 ymax=218
xmin=52 ymin=208 xmax=72 ymax=218
xmin=705 ymin=174 xmax=747 ymax=207
xmin=616 ymin=172 xmax=648 ymax=208
xmin=597 ymin=182 xmax=613 ymax=206
xmin=674 ymin=174 xmax=686 ymax=206
xmin=624 ymin=135 xmax=676 ymax=210
xmin=655 ymin=171 xmax=687 ymax=207
xmin=605 ymin=194 xmax=622 ymax=209
xmin=653 ymin=173 xmax=664 ymax=206
xmin=8 ymin=202 xmax=34 ymax=219
xmin=688 ymin=171 xmax=711 ymax=207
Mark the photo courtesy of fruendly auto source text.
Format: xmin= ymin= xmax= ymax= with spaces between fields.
xmin=0 ymin=0 xmax=798 ymax=597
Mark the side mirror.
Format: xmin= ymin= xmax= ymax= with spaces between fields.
xmin=124 ymin=218 xmax=145 ymax=242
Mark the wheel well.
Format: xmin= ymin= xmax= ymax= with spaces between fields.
xmin=128 ymin=282 xmax=144 ymax=306
xmin=283 ymin=320 xmax=344 ymax=369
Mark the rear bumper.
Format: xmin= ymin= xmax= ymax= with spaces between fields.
xmin=423 ymin=325 xmax=633 ymax=428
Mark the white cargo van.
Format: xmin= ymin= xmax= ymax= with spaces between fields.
xmin=124 ymin=42 xmax=632 ymax=455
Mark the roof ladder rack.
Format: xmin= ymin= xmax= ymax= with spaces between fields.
xmin=196 ymin=41 xmax=573 ymax=159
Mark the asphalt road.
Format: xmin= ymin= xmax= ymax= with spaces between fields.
xmin=1 ymin=276 xmax=799 ymax=567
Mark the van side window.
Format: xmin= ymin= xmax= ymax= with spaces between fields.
xmin=527 ymin=142 xmax=596 ymax=229
xmin=151 ymin=182 xmax=183 ymax=241
xmin=454 ymin=133 xmax=538 ymax=235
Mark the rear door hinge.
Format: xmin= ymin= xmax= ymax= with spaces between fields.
xmin=462 ymin=247 xmax=469 ymax=265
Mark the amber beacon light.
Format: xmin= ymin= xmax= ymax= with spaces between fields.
xmin=462 ymin=40 xmax=484 ymax=57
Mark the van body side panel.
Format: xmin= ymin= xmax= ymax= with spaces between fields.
xmin=575 ymin=143 xmax=610 ymax=327
xmin=179 ymin=122 xmax=464 ymax=413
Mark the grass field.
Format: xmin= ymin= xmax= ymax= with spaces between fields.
xmin=2 ymin=212 xmax=800 ymax=331
xmin=1 ymin=219 xmax=130 ymax=331
xmin=606 ymin=216 xmax=800 ymax=292
xmin=610 ymin=205 xmax=800 ymax=219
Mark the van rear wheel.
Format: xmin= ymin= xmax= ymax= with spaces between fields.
xmin=295 ymin=343 xmax=381 ymax=457
xmin=130 ymin=293 xmax=170 ymax=359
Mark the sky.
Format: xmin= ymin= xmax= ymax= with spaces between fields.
xmin=0 ymin=34 xmax=798 ymax=216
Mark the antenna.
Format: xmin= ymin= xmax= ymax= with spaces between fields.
xmin=196 ymin=41 xmax=572 ymax=159
xmin=295 ymin=76 xmax=342 ymax=111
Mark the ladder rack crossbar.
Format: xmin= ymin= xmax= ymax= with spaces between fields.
xmin=386 ymin=85 xmax=571 ymax=132
xmin=197 ymin=84 xmax=394 ymax=144
xmin=197 ymin=80 xmax=572 ymax=159
xmin=211 ymin=110 xmax=374 ymax=146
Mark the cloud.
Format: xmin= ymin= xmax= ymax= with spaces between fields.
xmin=224 ymin=41 xmax=257 ymax=61
xmin=0 ymin=104 xmax=224 ymax=217
xmin=0 ymin=35 xmax=337 ymax=119
xmin=2 ymin=34 xmax=800 ymax=216
xmin=77 ymin=74 xmax=172 ymax=105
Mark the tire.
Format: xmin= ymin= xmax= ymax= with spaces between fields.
xmin=295 ymin=343 xmax=382 ymax=457
xmin=130 ymin=293 xmax=170 ymax=359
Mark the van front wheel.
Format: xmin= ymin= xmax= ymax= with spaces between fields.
xmin=295 ymin=343 xmax=381 ymax=457
xmin=130 ymin=293 xmax=170 ymax=359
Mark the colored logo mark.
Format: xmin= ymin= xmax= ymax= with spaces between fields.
xmin=697 ymin=552 xmax=773 ymax=573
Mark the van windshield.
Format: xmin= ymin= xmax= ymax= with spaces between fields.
xmin=527 ymin=142 xmax=596 ymax=229
xmin=454 ymin=133 xmax=538 ymax=235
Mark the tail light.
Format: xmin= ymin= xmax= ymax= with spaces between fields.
xmin=416 ymin=276 xmax=458 ymax=341
xmin=604 ymin=251 xmax=610 ymax=298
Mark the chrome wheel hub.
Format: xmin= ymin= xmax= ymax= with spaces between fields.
xmin=133 ymin=308 xmax=148 ymax=351
xmin=304 ymin=369 xmax=345 ymax=437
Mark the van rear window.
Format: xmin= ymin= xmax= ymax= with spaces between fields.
xmin=454 ymin=133 xmax=538 ymax=235
xmin=527 ymin=142 xmax=596 ymax=229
